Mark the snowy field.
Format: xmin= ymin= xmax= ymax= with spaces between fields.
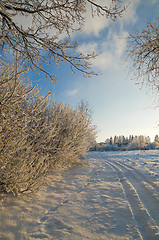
xmin=0 ymin=150 xmax=159 ymax=240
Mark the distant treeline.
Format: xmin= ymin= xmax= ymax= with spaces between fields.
xmin=92 ymin=135 xmax=159 ymax=151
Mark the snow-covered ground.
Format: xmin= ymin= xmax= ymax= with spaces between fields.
xmin=0 ymin=150 xmax=159 ymax=239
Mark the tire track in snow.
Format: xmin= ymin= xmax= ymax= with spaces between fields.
xmin=107 ymin=159 xmax=159 ymax=225
xmin=106 ymin=161 xmax=159 ymax=239
xmin=115 ymin=159 xmax=159 ymax=193
xmin=95 ymin=153 xmax=159 ymax=240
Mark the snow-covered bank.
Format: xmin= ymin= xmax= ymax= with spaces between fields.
xmin=0 ymin=150 xmax=159 ymax=239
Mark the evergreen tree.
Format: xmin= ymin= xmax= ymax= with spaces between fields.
xmin=122 ymin=135 xmax=126 ymax=145
xmin=129 ymin=135 xmax=133 ymax=143
xmin=125 ymin=137 xmax=129 ymax=145
xmin=118 ymin=136 xmax=122 ymax=147
xmin=114 ymin=136 xmax=117 ymax=145
xmin=154 ymin=135 xmax=159 ymax=147
xmin=110 ymin=137 xmax=113 ymax=145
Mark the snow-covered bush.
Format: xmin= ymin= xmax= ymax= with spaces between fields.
xmin=147 ymin=142 xmax=156 ymax=150
xmin=127 ymin=136 xmax=150 ymax=150
xmin=92 ymin=143 xmax=119 ymax=151
xmin=127 ymin=141 xmax=138 ymax=150
xmin=0 ymin=63 xmax=96 ymax=195
xmin=0 ymin=63 xmax=51 ymax=194
xmin=37 ymin=100 xmax=97 ymax=170
xmin=93 ymin=143 xmax=107 ymax=151
xmin=109 ymin=144 xmax=119 ymax=151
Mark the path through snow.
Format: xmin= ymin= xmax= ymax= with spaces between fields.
xmin=0 ymin=150 xmax=159 ymax=239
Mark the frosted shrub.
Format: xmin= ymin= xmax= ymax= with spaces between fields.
xmin=46 ymin=101 xmax=96 ymax=170
xmin=0 ymin=63 xmax=51 ymax=194
xmin=0 ymin=64 xmax=96 ymax=195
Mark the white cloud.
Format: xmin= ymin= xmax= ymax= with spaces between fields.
xmin=82 ymin=0 xmax=112 ymax=36
xmin=83 ymin=12 xmax=110 ymax=36
xmin=79 ymin=0 xmax=131 ymax=37
xmin=76 ymin=0 xmax=142 ymax=70
xmin=66 ymin=89 xmax=78 ymax=97
xmin=112 ymin=31 xmax=129 ymax=58
xmin=121 ymin=0 xmax=140 ymax=24
xmin=75 ymin=0 xmax=139 ymax=37
xmin=93 ymin=51 xmax=114 ymax=69
xmin=78 ymin=29 xmax=128 ymax=70
xmin=78 ymin=42 xmax=98 ymax=54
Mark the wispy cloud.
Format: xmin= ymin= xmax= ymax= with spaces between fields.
xmin=120 ymin=0 xmax=140 ymax=24
xmin=111 ymin=30 xmax=129 ymax=58
xmin=82 ymin=7 xmax=110 ymax=36
xmin=73 ymin=0 xmax=139 ymax=38
xmin=66 ymin=89 xmax=78 ymax=97
xmin=78 ymin=42 xmax=97 ymax=54
xmin=75 ymin=0 xmax=141 ymax=71
xmin=78 ymin=29 xmax=128 ymax=70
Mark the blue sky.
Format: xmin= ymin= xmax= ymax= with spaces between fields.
xmin=35 ymin=0 xmax=159 ymax=142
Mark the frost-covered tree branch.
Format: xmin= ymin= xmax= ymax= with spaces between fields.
xmin=126 ymin=18 xmax=159 ymax=89
xmin=0 ymin=0 xmax=126 ymax=82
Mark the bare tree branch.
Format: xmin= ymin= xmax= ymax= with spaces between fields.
xmin=126 ymin=18 xmax=159 ymax=89
xmin=0 ymin=0 xmax=126 ymax=82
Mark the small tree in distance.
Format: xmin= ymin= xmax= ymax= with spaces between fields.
xmin=154 ymin=135 xmax=159 ymax=148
